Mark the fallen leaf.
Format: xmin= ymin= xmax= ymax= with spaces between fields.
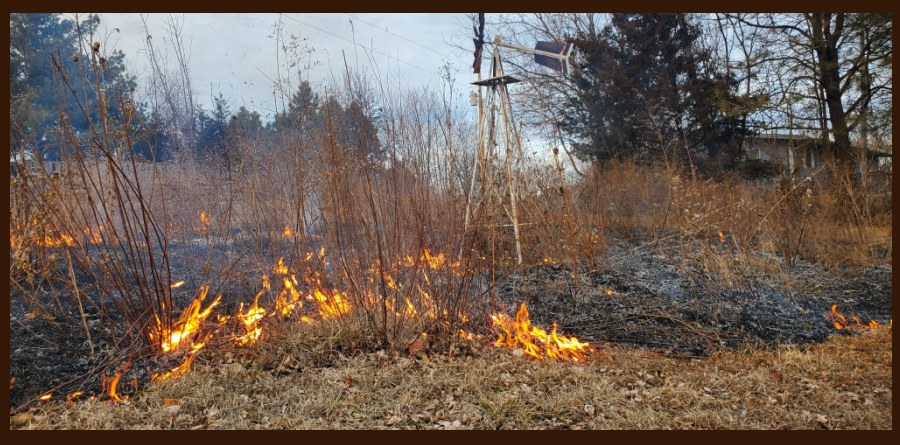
xmin=162 ymin=399 xmax=180 ymax=408
xmin=770 ymin=370 xmax=783 ymax=381
xmin=844 ymin=392 xmax=860 ymax=403
xmin=347 ymin=374 xmax=353 ymax=387
xmin=11 ymin=413 xmax=35 ymax=427
xmin=385 ymin=415 xmax=403 ymax=426
xmin=512 ymin=349 xmax=525 ymax=358
xmin=407 ymin=336 xmax=426 ymax=356
xmin=276 ymin=355 xmax=299 ymax=375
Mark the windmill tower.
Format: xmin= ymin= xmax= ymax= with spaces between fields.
xmin=462 ymin=18 xmax=573 ymax=266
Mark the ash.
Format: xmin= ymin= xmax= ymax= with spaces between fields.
xmin=494 ymin=238 xmax=892 ymax=356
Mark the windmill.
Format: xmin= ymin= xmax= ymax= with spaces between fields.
xmin=462 ymin=15 xmax=574 ymax=265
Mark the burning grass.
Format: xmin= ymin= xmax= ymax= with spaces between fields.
xmin=14 ymin=324 xmax=891 ymax=430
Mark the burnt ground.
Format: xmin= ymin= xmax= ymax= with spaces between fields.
xmin=9 ymin=236 xmax=892 ymax=412
xmin=495 ymin=237 xmax=892 ymax=356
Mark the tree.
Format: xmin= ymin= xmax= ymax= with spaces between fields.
xmin=728 ymin=13 xmax=892 ymax=168
xmin=197 ymin=92 xmax=231 ymax=157
xmin=227 ymin=106 xmax=263 ymax=138
xmin=491 ymin=13 xmax=745 ymax=170
xmin=272 ymin=80 xmax=319 ymax=140
xmin=10 ymin=13 xmax=137 ymax=160
xmin=563 ymin=14 xmax=742 ymax=166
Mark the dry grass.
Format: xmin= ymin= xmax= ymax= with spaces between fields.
xmin=16 ymin=324 xmax=891 ymax=430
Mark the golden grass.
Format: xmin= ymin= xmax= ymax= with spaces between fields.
xmin=16 ymin=324 xmax=891 ymax=430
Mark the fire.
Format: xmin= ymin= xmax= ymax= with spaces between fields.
xmin=153 ymin=354 xmax=197 ymax=383
xmin=107 ymin=373 xmax=123 ymax=402
xmin=605 ymin=289 xmax=613 ymax=296
xmin=275 ymin=276 xmax=303 ymax=316
xmin=235 ymin=292 xmax=266 ymax=346
xmin=310 ymin=289 xmax=351 ymax=319
xmin=153 ymin=287 xmax=221 ymax=353
xmin=719 ymin=232 xmax=725 ymax=243
xmin=274 ymin=258 xmax=289 ymax=275
xmin=38 ymin=394 xmax=52 ymax=401
xmin=284 ymin=225 xmax=293 ymax=237
xmin=199 ymin=212 xmax=210 ymax=235
xmin=493 ymin=303 xmax=591 ymax=363
xmin=10 ymin=219 xmax=108 ymax=250
xmin=66 ymin=392 xmax=83 ymax=406
xmin=171 ymin=281 xmax=185 ymax=289
xmin=827 ymin=305 xmax=884 ymax=332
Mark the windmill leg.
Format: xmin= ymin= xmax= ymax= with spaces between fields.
xmin=498 ymin=85 xmax=523 ymax=266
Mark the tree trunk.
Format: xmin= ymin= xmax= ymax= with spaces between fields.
xmin=811 ymin=13 xmax=854 ymax=167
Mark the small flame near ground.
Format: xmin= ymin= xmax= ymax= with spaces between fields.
xmin=827 ymin=305 xmax=885 ymax=331
xmin=105 ymin=356 xmax=132 ymax=402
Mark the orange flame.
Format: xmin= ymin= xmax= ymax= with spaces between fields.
xmin=199 ymin=212 xmax=210 ymax=235
xmin=153 ymin=287 xmax=221 ymax=353
xmin=827 ymin=305 xmax=884 ymax=332
xmin=274 ymin=258 xmax=289 ymax=275
xmin=493 ymin=303 xmax=591 ymax=363
xmin=38 ymin=393 xmax=52 ymax=401
xmin=107 ymin=373 xmax=123 ymax=402
xmin=235 ymin=292 xmax=266 ymax=346
xmin=153 ymin=354 xmax=197 ymax=383
xmin=171 ymin=281 xmax=185 ymax=289
xmin=66 ymin=392 xmax=83 ymax=406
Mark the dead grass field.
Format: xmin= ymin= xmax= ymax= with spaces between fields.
xmin=13 ymin=324 xmax=891 ymax=430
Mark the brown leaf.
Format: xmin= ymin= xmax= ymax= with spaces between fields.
xmin=347 ymin=374 xmax=353 ymax=387
xmin=11 ymin=413 xmax=35 ymax=427
xmin=162 ymin=398 xmax=180 ymax=408
xmin=769 ymin=370 xmax=783 ymax=381
xmin=407 ymin=336 xmax=425 ymax=356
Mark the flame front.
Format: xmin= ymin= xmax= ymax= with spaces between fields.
xmin=152 ymin=287 xmax=221 ymax=353
xmin=827 ymin=305 xmax=884 ymax=332
xmin=492 ymin=303 xmax=591 ymax=363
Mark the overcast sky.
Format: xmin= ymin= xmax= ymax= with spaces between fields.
xmin=92 ymin=13 xmax=479 ymax=120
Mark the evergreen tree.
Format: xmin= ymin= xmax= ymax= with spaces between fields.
xmin=197 ymin=93 xmax=231 ymax=157
xmin=10 ymin=13 xmax=137 ymax=160
xmin=563 ymin=13 xmax=743 ymax=167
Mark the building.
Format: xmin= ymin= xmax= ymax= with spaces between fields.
xmin=743 ymin=132 xmax=891 ymax=189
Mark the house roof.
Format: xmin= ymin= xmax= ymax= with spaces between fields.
xmin=10 ymin=150 xmax=35 ymax=162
